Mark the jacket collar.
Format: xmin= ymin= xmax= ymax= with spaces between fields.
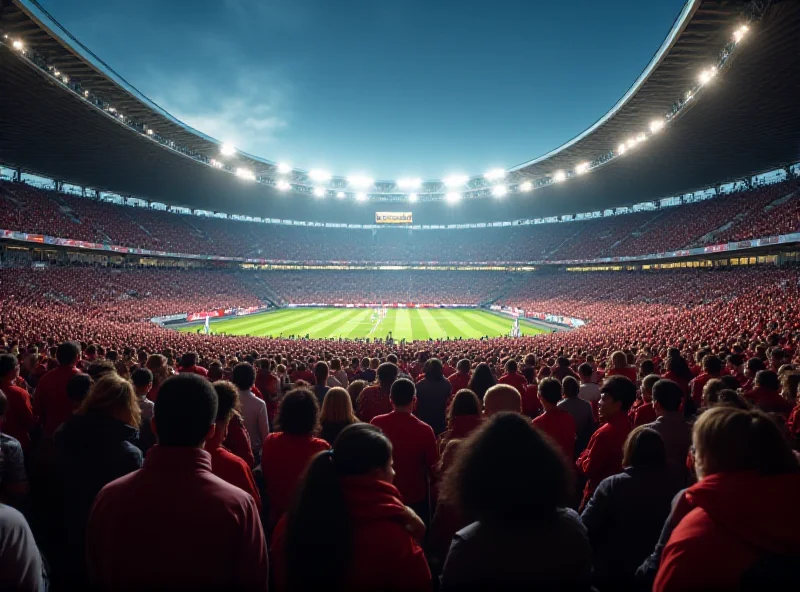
xmin=143 ymin=445 xmax=213 ymax=473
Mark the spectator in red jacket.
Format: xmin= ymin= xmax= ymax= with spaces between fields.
xmin=745 ymin=370 xmax=793 ymax=416
xmin=87 ymin=373 xmax=269 ymax=590
xmin=631 ymin=374 xmax=659 ymax=427
xmin=371 ymin=378 xmax=439 ymax=525
xmin=357 ymin=362 xmax=398 ymax=422
xmin=654 ymin=407 xmax=800 ymax=591
xmin=497 ymin=359 xmax=528 ymax=396
xmin=207 ymin=381 xmax=262 ymax=513
xmin=606 ymin=351 xmax=637 ymax=383
xmin=0 ymin=354 xmax=36 ymax=449
xmin=271 ymin=423 xmax=430 ymax=592
xmin=689 ymin=355 xmax=723 ymax=408
xmin=33 ymin=341 xmax=83 ymax=438
xmin=447 ymin=359 xmax=472 ymax=397
xmin=533 ymin=377 xmax=576 ymax=461
xmin=176 ymin=351 xmax=208 ymax=377
xmin=576 ymin=375 xmax=636 ymax=510
xmin=262 ymin=388 xmax=330 ymax=527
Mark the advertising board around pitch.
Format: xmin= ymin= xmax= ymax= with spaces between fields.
xmin=375 ymin=212 xmax=412 ymax=224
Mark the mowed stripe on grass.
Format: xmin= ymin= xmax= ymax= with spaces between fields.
xmin=180 ymin=308 xmax=548 ymax=341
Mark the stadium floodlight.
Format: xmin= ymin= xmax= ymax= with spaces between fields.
xmin=491 ymin=185 xmax=508 ymax=198
xmin=698 ymin=67 xmax=717 ymax=85
xmin=146 ymin=129 xmax=154 ymax=135
xmin=650 ymin=119 xmax=665 ymax=133
xmin=484 ymin=168 xmax=506 ymax=181
xmin=575 ymin=162 xmax=590 ymax=175
xmin=519 ymin=181 xmax=533 ymax=192
xmin=220 ymin=143 xmax=236 ymax=156
xmin=636 ymin=132 xmax=647 ymax=143
xmin=309 ymin=169 xmax=332 ymax=182
xmin=443 ymin=174 xmax=469 ymax=188
xmin=347 ymin=175 xmax=374 ymax=189
xmin=336 ymin=191 xmax=346 ymax=199
xmin=733 ymin=25 xmax=748 ymax=43
xmin=54 ymin=70 xmax=61 ymax=77
xmin=62 ymin=75 xmax=69 ymax=83
xmin=445 ymin=191 xmax=461 ymax=203
xmin=83 ymin=90 xmax=90 ymax=97
xmin=276 ymin=180 xmax=291 ymax=191
xmin=397 ymin=177 xmax=423 ymax=190
xmin=313 ymin=187 xmax=326 ymax=197
xmin=627 ymin=138 xmax=637 ymax=150
xmin=235 ymin=167 xmax=255 ymax=181
xmin=553 ymin=171 xmax=566 ymax=183
xmin=12 ymin=39 xmax=23 ymax=51
xmin=408 ymin=193 xmax=418 ymax=203
xmin=355 ymin=192 xmax=368 ymax=202
xmin=618 ymin=143 xmax=627 ymax=154
xmin=276 ymin=162 xmax=292 ymax=174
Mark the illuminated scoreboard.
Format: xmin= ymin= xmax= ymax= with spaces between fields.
xmin=375 ymin=212 xmax=413 ymax=224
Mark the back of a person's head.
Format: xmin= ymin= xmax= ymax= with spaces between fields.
xmin=653 ymin=379 xmax=683 ymax=412
xmin=449 ymin=389 xmax=482 ymax=420
xmin=56 ymin=341 xmax=81 ymax=366
xmin=179 ymin=352 xmax=198 ymax=368
xmin=610 ymin=351 xmax=627 ymax=368
xmin=320 ymin=387 xmax=356 ymax=424
xmin=314 ymin=361 xmax=329 ymax=381
xmin=557 ymin=356 xmax=570 ymax=368
xmin=622 ymin=426 xmax=667 ymax=469
xmin=347 ymin=380 xmax=366 ymax=401
xmin=286 ymin=423 xmax=392 ymax=591
xmin=457 ymin=358 xmax=471 ymax=373
xmin=754 ymin=370 xmax=780 ymax=391
xmin=390 ymin=378 xmax=415 ymax=407
xmin=601 ymin=375 xmax=637 ymax=411
xmin=703 ymin=378 xmax=727 ymax=406
xmin=642 ymin=373 xmax=660 ymax=395
xmin=505 ymin=359 xmax=518 ymax=374
xmin=562 ymin=375 xmax=579 ymax=398
xmin=85 ymin=360 xmax=116 ymax=381
xmin=747 ymin=356 xmax=766 ymax=373
xmin=0 ymin=354 xmax=18 ymax=379
xmin=212 ymin=380 xmax=239 ymax=423
xmin=716 ymin=389 xmax=750 ymax=409
xmin=66 ymin=373 xmax=93 ymax=404
xmin=231 ymin=362 xmax=256 ymax=391
xmin=483 ymin=384 xmax=522 ymax=415
xmin=131 ymin=368 xmax=153 ymax=390
xmin=207 ymin=362 xmax=224 ymax=382
xmin=441 ymin=412 xmax=571 ymax=526
xmin=538 ymin=377 xmax=562 ymax=405
xmin=694 ymin=407 xmax=798 ymax=477
xmin=154 ymin=374 xmax=218 ymax=447
xmin=424 ymin=358 xmax=444 ymax=380
xmin=468 ymin=362 xmax=497 ymax=396
xmin=277 ymin=388 xmax=320 ymax=435
xmin=78 ymin=373 xmax=140 ymax=427
xmin=376 ymin=362 xmax=399 ymax=387
xmin=703 ymin=355 xmax=723 ymax=375
xmin=578 ymin=363 xmax=593 ymax=379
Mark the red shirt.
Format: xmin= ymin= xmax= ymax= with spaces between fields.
xmin=87 ymin=446 xmax=268 ymax=590
xmin=271 ymin=476 xmax=430 ymax=592
xmin=1 ymin=381 xmax=36 ymax=448
xmin=261 ymin=433 xmax=330 ymax=525
xmin=745 ymin=386 xmax=793 ymax=416
xmin=290 ymin=370 xmax=315 ymax=385
xmin=606 ymin=367 xmax=637 ymax=383
xmin=223 ymin=413 xmax=255 ymax=468
xmin=576 ymin=413 xmax=631 ymax=509
xmin=178 ymin=365 xmax=208 ymax=377
xmin=357 ymin=385 xmax=393 ymax=423
xmin=533 ymin=409 xmax=576 ymax=460
xmin=208 ymin=445 xmax=262 ymax=514
xmin=498 ymin=372 xmax=528 ymax=395
xmin=32 ymin=365 xmax=82 ymax=437
xmin=371 ymin=411 xmax=439 ymax=505
xmin=632 ymin=402 xmax=657 ymax=427
xmin=522 ymin=384 xmax=543 ymax=418
xmin=689 ymin=372 xmax=717 ymax=406
xmin=447 ymin=371 xmax=471 ymax=395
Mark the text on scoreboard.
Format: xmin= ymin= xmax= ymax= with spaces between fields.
xmin=375 ymin=212 xmax=413 ymax=224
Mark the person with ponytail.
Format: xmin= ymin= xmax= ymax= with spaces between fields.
xmin=271 ymin=423 xmax=431 ymax=592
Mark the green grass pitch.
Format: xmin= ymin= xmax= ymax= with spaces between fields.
xmin=178 ymin=307 xmax=547 ymax=341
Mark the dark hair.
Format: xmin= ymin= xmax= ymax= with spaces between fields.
xmin=131 ymin=368 xmax=153 ymax=389
xmin=424 ymin=358 xmax=444 ymax=381
xmin=314 ymin=361 xmax=329 ymax=382
xmin=600 ymin=375 xmax=637 ymax=411
xmin=754 ymin=370 xmax=780 ymax=391
xmin=716 ymin=389 xmax=750 ymax=410
xmin=703 ymin=356 xmax=723 ymax=375
xmin=720 ymin=374 xmax=741 ymax=391
xmin=207 ymin=362 xmax=224 ymax=382
xmin=448 ymin=389 xmax=481 ymax=424
xmin=556 ymin=356 xmax=570 ymax=368
xmin=639 ymin=359 xmax=655 ymax=376
xmin=652 ymin=379 xmax=683 ymax=412
xmin=212 ymin=380 xmax=240 ymax=423
xmin=578 ymin=363 xmax=593 ymax=379
xmin=457 ymin=359 xmax=471 ymax=373
xmin=467 ymin=362 xmax=497 ymax=401
xmin=440 ymin=413 xmax=572 ymax=525
xmin=376 ymin=362 xmax=399 ymax=388
xmin=390 ymin=378 xmax=415 ymax=407
xmin=154 ymin=374 xmax=218 ymax=447
xmin=66 ymin=374 xmax=93 ymax=404
xmin=622 ymin=426 xmax=667 ymax=468
xmin=179 ymin=352 xmax=198 ymax=368
xmin=286 ymin=423 xmax=392 ymax=591
xmin=538 ymin=377 xmax=562 ymax=404
xmin=505 ymin=359 xmax=518 ymax=373
xmin=277 ymin=389 xmax=320 ymax=435
xmin=231 ymin=362 xmax=256 ymax=390
xmin=56 ymin=341 xmax=81 ymax=366
xmin=562 ymin=376 xmax=579 ymax=398
xmin=746 ymin=357 xmax=766 ymax=373
xmin=85 ymin=360 xmax=116 ymax=381
xmin=665 ymin=354 xmax=693 ymax=381
xmin=0 ymin=354 xmax=18 ymax=378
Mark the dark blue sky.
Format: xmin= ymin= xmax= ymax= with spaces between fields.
xmin=43 ymin=0 xmax=687 ymax=178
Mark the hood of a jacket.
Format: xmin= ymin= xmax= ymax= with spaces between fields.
xmin=687 ymin=471 xmax=800 ymax=555
xmin=341 ymin=475 xmax=408 ymax=523
xmin=54 ymin=411 xmax=139 ymax=451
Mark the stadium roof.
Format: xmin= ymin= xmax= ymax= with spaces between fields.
xmin=1 ymin=0 xmax=799 ymax=225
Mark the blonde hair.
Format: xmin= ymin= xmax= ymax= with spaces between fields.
xmin=77 ymin=373 xmax=141 ymax=427
xmin=483 ymin=384 xmax=521 ymax=416
xmin=610 ymin=351 xmax=627 ymax=369
xmin=145 ymin=354 xmax=169 ymax=386
xmin=320 ymin=387 xmax=358 ymax=424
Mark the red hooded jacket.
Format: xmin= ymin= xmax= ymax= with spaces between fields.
xmin=271 ymin=476 xmax=430 ymax=592
xmin=655 ymin=471 xmax=800 ymax=591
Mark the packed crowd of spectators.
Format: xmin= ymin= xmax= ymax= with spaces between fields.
xmin=1 ymin=262 xmax=799 ymax=591
xmin=2 ymin=177 xmax=798 ymax=262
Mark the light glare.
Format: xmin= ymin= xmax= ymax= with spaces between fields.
xmin=276 ymin=180 xmax=291 ymax=191
xmin=575 ymin=162 xmax=590 ymax=175
xmin=309 ymin=169 xmax=331 ymax=182
xmin=491 ymin=185 xmax=507 ymax=197
xmin=484 ymin=168 xmax=506 ymax=181
xmin=235 ymin=168 xmax=255 ymax=181
xmin=220 ymin=143 xmax=236 ymax=156
xmin=355 ymin=192 xmax=367 ymax=202
xmin=277 ymin=163 xmax=292 ymax=174
xmin=12 ymin=40 xmax=24 ymax=51
xmin=397 ymin=177 xmax=422 ymax=190
xmin=313 ymin=187 xmax=326 ymax=197
xmin=553 ymin=171 xmax=566 ymax=183
xmin=520 ymin=181 xmax=533 ymax=192
xmin=618 ymin=143 xmax=627 ymax=154
xmin=650 ymin=119 xmax=665 ymax=133
xmin=445 ymin=191 xmax=461 ymax=203
xmin=733 ymin=25 xmax=748 ymax=43
xmin=347 ymin=175 xmax=374 ymax=189
xmin=336 ymin=191 xmax=346 ymax=199
xmin=698 ymin=67 xmax=717 ymax=85
xmin=408 ymin=193 xmax=418 ymax=203
xmin=443 ymin=174 xmax=469 ymax=188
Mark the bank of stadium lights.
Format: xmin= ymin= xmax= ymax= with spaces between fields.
xmin=698 ymin=67 xmax=717 ymax=85
xmin=276 ymin=180 xmax=291 ymax=191
xmin=347 ymin=175 xmax=374 ymax=189
xmin=397 ymin=177 xmax=422 ymax=190
xmin=733 ymin=25 xmax=749 ymax=43
xmin=235 ymin=167 xmax=255 ymax=181
xmin=355 ymin=192 xmax=367 ymax=202
xmin=309 ymin=169 xmax=332 ymax=183
xmin=519 ymin=181 xmax=533 ymax=192
xmin=220 ymin=143 xmax=236 ymax=157
xmin=553 ymin=171 xmax=566 ymax=183
xmin=313 ymin=187 xmax=326 ymax=197
xmin=408 ymin=193 xmax=419 ymax=203
xmin=444 ymin=174 xmax=469 ymax=188
xmin=618 ymin=143 xmax=627 ymax=155
xmin=275 ymin=162 xmax=292 ymax=175
xmin=484 ymin=168 xmax=506 ymax=181
xmin=575 ymin=162 xmax=590 ymax=175
xmin=146 ymin=129 xmax=154 ymax=136
xmin=445 ymin=191 xmax=462 ymax=203
xmin=210 ymin=159 xmax=224 ymax=169
xmin=650 ymin=119 xmax=665 ymax=134
xmin=491 ymin=185 xmax=508 ymax=198
xmin=336 ymin=191 xmax=346 ymax=199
